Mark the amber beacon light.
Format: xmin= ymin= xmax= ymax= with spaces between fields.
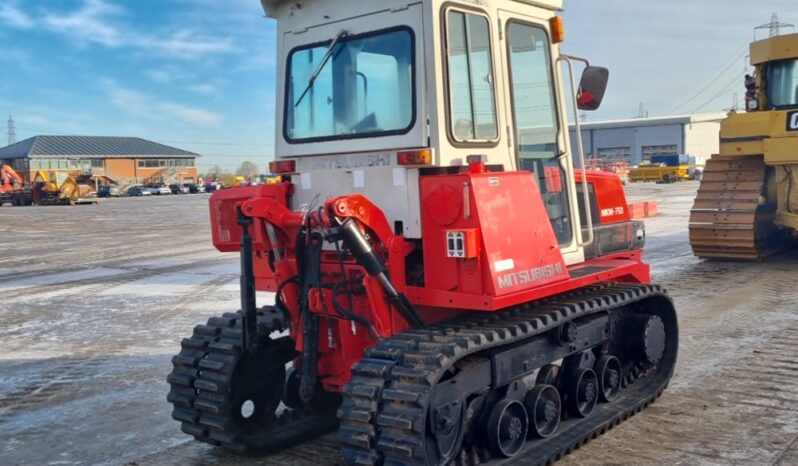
xmin=550 ymin=16 xmax=565 ymax=43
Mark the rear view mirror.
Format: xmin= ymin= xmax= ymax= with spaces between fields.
xmin=577 ymin=66 xmax=609 ymax=111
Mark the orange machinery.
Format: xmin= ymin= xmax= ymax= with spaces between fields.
xmin=0 ymin=164 xmax=32 ymax=206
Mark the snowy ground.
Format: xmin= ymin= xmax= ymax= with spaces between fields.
xmin=1 ymin=185 xmax=798 ymax=466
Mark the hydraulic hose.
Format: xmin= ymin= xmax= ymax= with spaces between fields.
xmin=337 ymin=218 xmax=426 ymax=329
xmin=331 ymin=280 xmax=379 ymax=339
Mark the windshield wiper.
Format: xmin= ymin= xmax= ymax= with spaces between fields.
xmin=294 ymin=29 xmax=348 ymax=108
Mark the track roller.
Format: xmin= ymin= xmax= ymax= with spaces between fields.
xmin=564 ymin=368 xmax=599 ymax=418
xmin=525 ymin=385 xmax=562 ymax=438
xmin=595 ymin=355 xmax=622 ymax=402
xmin=536 ymin=364 xmax=560 ymax=386
xmin=341 ymin=283 xmax=679 ymax=466
xmin=486 ymin=399 xmax=528 ymax=458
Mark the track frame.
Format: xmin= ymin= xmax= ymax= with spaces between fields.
xmin=339 ymin=283 xmax=678 ymax=466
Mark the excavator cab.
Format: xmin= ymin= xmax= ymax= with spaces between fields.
xmin=169 ymin=2 xmax=677 ymax=464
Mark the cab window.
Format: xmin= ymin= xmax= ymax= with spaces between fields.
xmin=285 ymin=27 xmax=415 ymax=142
xmin=506 ymin=21 xmax=572 ymax=245
xmin=768 ymin=59 xmax=798 ymax=108
xmin=445 ymin=10 xmax=498 ymax=142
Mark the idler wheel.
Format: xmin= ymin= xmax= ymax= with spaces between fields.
xmin=486 ymin=399 xmax=528 ymax=458
xmin=564 ymin=368 xmax=598 ymax=417
xmin=428 ymin=401 xmax=466 ymax=463
xmin=594 ymin=355 xmax=622 ymax=402
xmin=229 ymin=345 xmax=286 ymax=437
xmin=524 ymin=384 xmax=561 ymax=438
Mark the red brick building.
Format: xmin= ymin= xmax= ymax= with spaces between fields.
xmin=0 ymin=135 xmax=200 ymax=185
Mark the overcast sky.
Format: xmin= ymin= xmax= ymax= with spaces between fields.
xmin=1 ymin=0 xmax=796 ymax=171
xmin=564 ymin=1 xmax=798 ymax=118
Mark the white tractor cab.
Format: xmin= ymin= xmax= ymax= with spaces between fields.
xmin=263 ymin=0 xmax=608 ymax=266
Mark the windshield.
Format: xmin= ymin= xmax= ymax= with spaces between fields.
xmin=768 ymin=59 xmax=798 ymax=108
xmin=285 ymin=27 xmax=415 ymax=142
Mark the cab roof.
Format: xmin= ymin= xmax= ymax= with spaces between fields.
xmin=750 ymin=32 xmax=798 ymax=65
xmin=260 ymin=0 xmax=563 ymax=18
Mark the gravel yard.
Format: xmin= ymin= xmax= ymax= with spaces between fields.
xmin=1 ymin=183 xmax=797 ymax=466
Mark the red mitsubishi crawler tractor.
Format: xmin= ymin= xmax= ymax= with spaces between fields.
xmin=167 ymin=1 xmax=678 ymax=464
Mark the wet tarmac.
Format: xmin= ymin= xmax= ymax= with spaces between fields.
xmin=2 ymin=183 xmax=797 ymax=466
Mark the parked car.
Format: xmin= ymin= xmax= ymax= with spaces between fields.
xmin=97 ymin=185 xmax=121 ymax=198
xmin=185 ymin=183 xmax=206 ymax=194
xmin=146 ymin=184 xmax=172 ymax=195
xmin=127 ymin=186 xmax=151 ymax=197
xmin=204 ymin=182 xmax=221 ymax=193
xmin=169 ymin=183 xmax=190 ymax=194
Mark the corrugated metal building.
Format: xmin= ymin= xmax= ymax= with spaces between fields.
xmin=569 ymin=113 xmax=726 ymax=167
xmin=0 ymin=136 xmax=201 ymax=185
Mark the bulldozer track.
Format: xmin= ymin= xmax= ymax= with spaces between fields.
xmin=339 ymin=283 xmax=678 ymax=466
xmin=689 ymin=155 xmax=786 ymax=260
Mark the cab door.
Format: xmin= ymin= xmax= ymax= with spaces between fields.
xmin=497 ymin=9 xmax=585 ymax=265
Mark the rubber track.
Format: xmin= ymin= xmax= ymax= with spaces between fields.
xmin=338 ymin=282 xmax=676 ymax=466
xmin=167 ymin=307 xmax=331 ymax=449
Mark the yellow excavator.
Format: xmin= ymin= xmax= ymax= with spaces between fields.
xmin=689 ymin=32 xmax=798 ymax=260
xmin=33 ymin=170 xmax=97 ymax=206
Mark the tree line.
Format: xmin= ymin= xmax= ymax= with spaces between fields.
xmin=201 ymin=161 xmax=261 ymax=180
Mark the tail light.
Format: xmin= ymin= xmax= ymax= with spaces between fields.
xmin=269 ymin=159 xmax=297 ymax=174
xmin=397 ymin=149 xmax=432 ymax=166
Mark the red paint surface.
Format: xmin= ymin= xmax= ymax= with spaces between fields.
xmin=576 ymin=169 xmax=631 ymax=223
xmin=421 ymin=170 xmax=567 ymax=297
xmin=208 ymin=169 xmax=651 ymax=391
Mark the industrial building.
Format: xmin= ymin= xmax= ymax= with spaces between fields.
xmin=0 ymin=135 xmax=200 ymax=185
xmin=569 ymin=113 xmax=726 ymax=167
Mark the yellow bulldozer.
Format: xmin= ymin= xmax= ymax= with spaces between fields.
xmin=689 ymin=32 xmax=798 ymax=260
